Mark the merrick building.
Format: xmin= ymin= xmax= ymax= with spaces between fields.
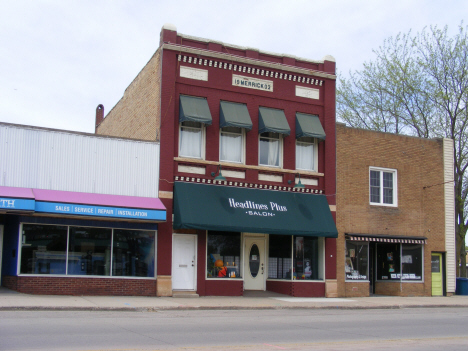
xmin=96 ymin=24 xmax=339 ymax=297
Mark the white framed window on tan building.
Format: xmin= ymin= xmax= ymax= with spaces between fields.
xmin=369 ymin=167 xmax=397 ymax=207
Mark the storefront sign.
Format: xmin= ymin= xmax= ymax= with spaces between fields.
xmin=228 ymin=198 xmax=287 ymax=217
xmin=35 ymin=201 xmax=165 ymax=221
xmin=232 ymin=74 xmax=273 ymax=92
xmin=0 ymin=197 xmax=35 ymax=211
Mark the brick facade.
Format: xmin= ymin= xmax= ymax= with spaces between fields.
xmin=336 ymin=123 xmax=448 ymax=297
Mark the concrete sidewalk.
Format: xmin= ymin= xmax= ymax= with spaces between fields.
xmin=1 ymin=287 xmax=468 ymax=311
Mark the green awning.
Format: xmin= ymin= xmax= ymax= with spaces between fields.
xmin=296 ymin=113 xmax=326 ymax=141
xmin=220 ymin=101 xmax=253 ymax=130
xmin=173 ymin=182 xmax=337 ymax=238
xmin=179 ymin=95 xmax=212 ymax=125
xmin=258 ymin=107 xmax=290 ymax=135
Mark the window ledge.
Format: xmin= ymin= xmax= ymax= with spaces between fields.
xmin=174 ymin=157 xmax=324 ymax=177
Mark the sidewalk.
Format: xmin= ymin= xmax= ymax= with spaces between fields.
xmin=1 ymin=287 xmax=468 ymax=312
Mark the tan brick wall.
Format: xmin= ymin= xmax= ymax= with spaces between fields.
xmin=96 ymin=49 xmax=161 ymax=141
xmin=336 ymin=124 xmax=446 ymax=297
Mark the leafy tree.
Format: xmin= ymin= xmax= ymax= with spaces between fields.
xmin=337 ymin=24 xmax=468 ymax=277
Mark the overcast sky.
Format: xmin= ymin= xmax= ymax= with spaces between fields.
xmin=1 ymin=1 xmax=466 ymax=133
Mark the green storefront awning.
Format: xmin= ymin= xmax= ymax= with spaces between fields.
xmin=296 ymin=113 xmax=326 ymax=141
xmin=258 ymin=107 xmax=291 ymax=135
xmin=220 ymin=101 xmax=253 ymax=130
xmin=173 ymin=182 xmax=337 ymax=238
xmin=179 ymin=95 xmax=212 ymax=125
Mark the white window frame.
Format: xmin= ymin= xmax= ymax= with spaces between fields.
xmin=219 ymin=127 xmax=246 ymax=164
xmin=369 ymin=167 xmax=398 ymax=207
xmin=258 ymin=132 xmax=283 ymax=168
xmin=295 ymin=137 xmax=318 ymax=171
xmin=179 ymin=121 xmax=206 ymax=159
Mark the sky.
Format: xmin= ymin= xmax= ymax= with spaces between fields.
xmin=0 ymin=0 xmax=466 ymax=133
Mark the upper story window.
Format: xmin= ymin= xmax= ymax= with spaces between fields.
xmin=258 ymin=107 xmax=290 ymax=168
xmin=220 ymin=127 xmax=244 ymax=163
xmin=180 ymin=121 xmax=204 ymax=158
xmin=295 ymin=113 xmax=325 ymax=172
xmin=296 ymin=137 xmax=317 ymax=171
xmin=179 ymin=95 xmax=212 ymax=159
xmin=219 ymin=101 xmax=252 ymax=164
xmin=259 ymin=132 xmax=282 ymax=167
xmin=369 ymin=167 xmax=397 ymax=206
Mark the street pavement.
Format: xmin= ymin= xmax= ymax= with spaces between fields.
xmin=2 ymin=287 xmax=468 ymax=311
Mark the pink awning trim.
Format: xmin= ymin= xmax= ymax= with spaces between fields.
xmin=33 ymin=188 xmax=166 ymax=211
xmin=0 ymin=186 xmax=35 ymax=199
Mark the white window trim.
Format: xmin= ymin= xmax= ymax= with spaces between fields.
xmin=295 ymin=137 xmax=318 ymax=172
xmin=369 ymin=167 xmax=398 ymax=207
xmin=179 ymin=122 xmax=206 ymax=160
xmin=219 ymin=127 xmax=246 ymax=164
xmin=258 ymin=132 xmax=283 ymax=168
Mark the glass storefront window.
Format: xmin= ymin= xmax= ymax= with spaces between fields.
xmin=401 ymin=244 xmax=423 ymax=281
xmin=206 ymin=231 xmax=241 ymax=278
xmin=20 ymin=224 xmax=68 ymax=274
xmin=113 ymin=230 xmax=155 ymax=278
xmin=68 ymin=227 xmax=112 ymax=276
xmin=19 ymin=223 xmax=156 ymax=278
xmin=376 ymin=243 xmax=401 ymax=280
xmin=293 ymin=236 xmax=322 ymax=280
xmin=268 ymin=235 xmax=292 ymax=279
xmin=345 ymin=241 xmax=368 ymax=280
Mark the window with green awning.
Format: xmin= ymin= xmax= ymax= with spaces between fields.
xmin=295 ymin=113 xmax=326 ymax=141
xmin=258 ymin=107 xmax=290 ymax=135
xmin=220 ymin=101 xmax=252 ymax=130
xmin=179 ymin=95 xmax=212 ymax=125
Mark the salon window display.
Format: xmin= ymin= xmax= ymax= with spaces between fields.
xmin=20 ymin=223 xmax=155 ymax=278
xmin=293 ymin=236 xmax=321 ymax=280
xmin=345 ymin=241 xmax=368 ymax=280
xmin=206 ymin=231 xmax=241 ymax=278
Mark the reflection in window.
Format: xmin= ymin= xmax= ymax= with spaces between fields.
xmin=268 ymin=235 xmax=292 ymax=279
xmin=206 ymin=231 xmax=241 ymax=278
xmin=293 ymin=236 xmax=322 ymax=280
xmin=68 ymin=227 xmax=112 ymax=276
xmin=259 ymin=132 xmax=280 ymax=167
xmin=19 ymin=223 xmax=156 ymax=278
xmin=20 ymin=224 xmax=67 ymax=274
xmin=345 ymin=241 xmax=368 ymax=280
xmin=113 ymin=230 xmax=155 ymax=278
xmin=179 ymin=121 xmax=203 ymax=158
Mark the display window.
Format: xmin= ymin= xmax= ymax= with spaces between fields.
xmin=19 ymin=223 xmax=156 ymax=278
xmin=375 ymin=243 xmax=423 ymax=281
xmin=345 ymin=241 xmax=368 ymax=280
xmin=268 ymin=235 xmax=292 ymax=279
xmin=293 ymin=236 xmax=322 ymax=280
xmin=206 ymin=231 xmax=241 ymax=278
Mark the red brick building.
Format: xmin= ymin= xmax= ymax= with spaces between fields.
xmin=97 ymin=24 xmax=338 ymax=297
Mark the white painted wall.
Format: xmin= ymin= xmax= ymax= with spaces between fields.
xmin=0 ymin=123 xmax=160 ymax=198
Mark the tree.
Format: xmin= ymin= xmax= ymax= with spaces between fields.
xmin=337 ymin=24 xmax=468 ymax=277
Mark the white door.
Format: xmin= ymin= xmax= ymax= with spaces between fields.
xmin=0 ymin=225 xmax=3 ymax=286
xmin=172 ymin=234 xmax=197 ymax=290
xmin=244 ymin=236 xmax=266 ymax=291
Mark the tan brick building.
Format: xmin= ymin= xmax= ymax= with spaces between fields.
xmin=336 ymin=123 xmax=456 ymax=297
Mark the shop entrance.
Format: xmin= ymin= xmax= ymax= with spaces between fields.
xmin=172 ymin=234 xmax=197 ymax=291
xmin=244 ymin=235 xmax=266 ymax=291
xmin=431 ymin=253 xmax=443 ymax=296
